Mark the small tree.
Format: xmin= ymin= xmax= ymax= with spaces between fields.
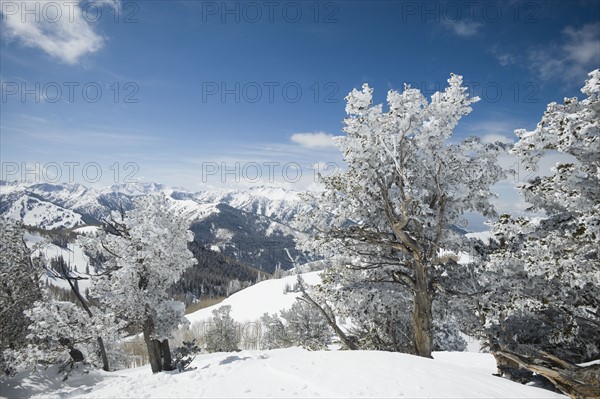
xmin=295 ymin=74 xmax=505 ymax=357
xmin=172 ymin=340 xmax=201 ymax=372
xmin=280 ymin=300 xmax=332 ymax=350
xmin=259 ymin=312 xmax=290 ymax=350
xmin=226 ymin=279 xmax=242 ymax=297
xmin=205 ymin=305 xmax=239 ymax=352
xmin=80 ymin=194 xmax=197 ymax=373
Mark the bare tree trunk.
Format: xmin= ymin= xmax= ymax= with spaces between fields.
xmin=97 ymin=337 xmax=110 ymax=371
xmin=143 ymin=318 xmax=162 ymax=373
xmin=412 ymin=261 xmax=433 ymax=358
xmin=160 ymin=339 xmax=174 ymax=371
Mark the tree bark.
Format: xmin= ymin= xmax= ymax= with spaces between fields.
xmin=143 ymin=318 xmax=162 ymax=373
xmin=97 ymin=337 xmax=110 ymax=372
xmin=160 ymin=339 xmax=174 ymax=371
xmin=491 ymin=345 xmax=528 ymax=382
xmin=412 ymin=261 xmax=433 ymax=358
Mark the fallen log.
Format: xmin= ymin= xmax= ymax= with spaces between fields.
xmin=495 ymin=350 xmax=600 ymax=399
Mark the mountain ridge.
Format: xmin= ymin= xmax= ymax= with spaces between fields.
xmin=0 ymin=180 xmax=307 ymax=272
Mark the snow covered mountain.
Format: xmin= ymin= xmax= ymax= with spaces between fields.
xmin=0 ymin=181 xmax=303 ymax=227
xmin=0 ymin=181 xmax=308 ymax=272
xmin=3 ymin=195 xmax=84 ymax=230
xmin=191 ymin=186 xmax=304 ymax=225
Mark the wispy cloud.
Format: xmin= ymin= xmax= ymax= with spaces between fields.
xmin=0 ymin=0 xmax=119 ymax=64
xmin=442 ymin=21 xmax=482 ymax=38
xmin=162 ymin=139 xmax=344 ymax=191
xmin=528 ymin=22 xmax=600 ymax=82
xmin=488 ymin=45 xmax=517 ymax=67
xmin=290 ymin=132 xmax=338 ymax=149
xmin=25 ymin=130 xmax=158 ymax=145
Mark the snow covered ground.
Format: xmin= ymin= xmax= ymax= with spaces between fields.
xmin=1 ymin=349 xmax=565 ymax=398
xmin=0 ymin=271 xmax=566 ymax=398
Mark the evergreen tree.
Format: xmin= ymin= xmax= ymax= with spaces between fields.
xmin=205 ymin=305 xmax=239 ymax=352
xmin=259 ymin=312 xmax=290 ymax=350
xmin=295 ymin=74 xmax=505 ymax=357
xmin=280 ymin=300 xmax=332 ymax=350
xmin=80 ymin=194 xmax=197 ymax=373
xmin=483 ymin=69 xmax=600 ymax=398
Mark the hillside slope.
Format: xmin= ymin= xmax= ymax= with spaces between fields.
xmin=186 ymin=272 xmax=322 ymax=324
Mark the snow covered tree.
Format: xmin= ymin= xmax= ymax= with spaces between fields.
xmin=295 ymin=74 xmax=505 ymax=357
xmin=280 ymin=299 xmax=332 ymax=350
xmin=205 ymin=305 xmax=239 ymax=352
xmin=80 ymin=194 xmax=197 ymax=373
xmin=226 ymin=279 xmax=242 ymax=297
xmin=41 ymin=247 xmax=112 ymax=371
xmin=23 ymin=292 xmax=125 ymax=375
xmin=272 ymin=264 xmax=285 ymax=279
xmin=483 ymin=69 xmax=600 ymax=398
xmin=433 ymin=317 xmax=467 ymax=352
xmin=25 ymin=297 xmax=88 ymax=367
xmin=259 ymin=312 xmax=290 ymax=350
xmin=0 ymin=220 xmax=42 ymax=377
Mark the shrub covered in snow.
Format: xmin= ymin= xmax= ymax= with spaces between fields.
xmin=205 ymin=306 xmax=240 ymax=352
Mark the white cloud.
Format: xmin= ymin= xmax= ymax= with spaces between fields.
xmin=488 ymin=45 xmax=516 ymax=67
xmin=0 ymin=0 xmax=118 ymax=64
xmin=290 ymin=132 xmax=338 ymax=149
xmin=528 ymin=22 xmax=600 ymax=82
xmin=442 ymin=21 xmax=482 ymax=38
xmin=562 ymin=24 xmax=600 ymax=65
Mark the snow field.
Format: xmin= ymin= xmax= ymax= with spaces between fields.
xmin=186 ymin=272 xmax=322 ymax=325
xmin=2 ymin=349 xmax=566 ymax=398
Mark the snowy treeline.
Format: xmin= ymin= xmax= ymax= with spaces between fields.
xmin=1 ymin=70 xmax=598 ymax=398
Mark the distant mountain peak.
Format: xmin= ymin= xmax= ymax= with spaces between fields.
xmin=105 ymin=182 xmax=173 ymax=196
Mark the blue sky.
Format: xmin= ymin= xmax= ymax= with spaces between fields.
xmin=1 ymin=0 xmax=599 ymax=225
